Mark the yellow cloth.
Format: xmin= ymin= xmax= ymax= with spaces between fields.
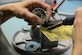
xmin=40 ymin=25 xmax=73 ymax=42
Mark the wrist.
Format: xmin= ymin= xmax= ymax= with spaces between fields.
xmin=71 ymin=42 xmax=82 ymax=55
xmin=0 ymin=4 xmax=14 ymax=16
xmin=0 ymin=4 xmax=14 ymax=24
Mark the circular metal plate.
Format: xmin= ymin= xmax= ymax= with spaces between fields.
xmin=12 ymin=26 xmax=72 ymax=55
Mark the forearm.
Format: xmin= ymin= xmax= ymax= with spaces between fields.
xmin=71 ymin=43 xmax=82 ymax=55
xmin=0 ymin=5 xmax=13 ymax=24
xmin=0 ymin=12 xmax=13 ymax=24
xmin=70 ymin=7 xmax=82 ymax=55
xmin=71 ymin=25 xmax=82 ymax=55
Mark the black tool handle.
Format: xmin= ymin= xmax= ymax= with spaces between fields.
xmin=63 ymin=15 xmax=75 ymax=25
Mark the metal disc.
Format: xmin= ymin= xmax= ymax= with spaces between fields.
xmin=12 ymin=26 xmax=72 ymax=55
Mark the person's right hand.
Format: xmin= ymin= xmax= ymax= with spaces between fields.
xmin=1 ymin=0 xmax=51 ymax=25
xmin=1 ymin=0 xmax=51 ymax=30
xmin=73 ymin=7 xmax=82 ymax=46
xmin=71 ymin=7 xmax=82 ymax=55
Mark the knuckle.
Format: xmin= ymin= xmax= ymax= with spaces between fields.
xmin=48 ymin=5 xmax=52 ymax=9
xmin=19 ymin=11 xmax=27 ymax=18
xmin=75 ymin=7 xmax=82 ymax=13
xmin=31 ymin=14 xmax=36 ymax=18
xmin=74 ymin=19 xmax=82 ymax=26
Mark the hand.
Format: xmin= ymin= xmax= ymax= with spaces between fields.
xmin=73 ymin=7 xmax=82 ymax=46
xmin=0 ymin=0 xmax=51 ymax=30
xmin=71 ymin=7 xmax=82 ymax=55
xmin=1 ymin=0 xmax=51 ymax=25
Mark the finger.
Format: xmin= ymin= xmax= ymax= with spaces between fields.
xmin=28 ymin=22 xmax=32 ymax=25
xmin=22 ymin=9 xmax=42 ymax=25
xmin=37 ymin=2 xmax=52 ymax=22
xmin=46 ymin=7 xmax=52 ymax=22
xmin=31 ymin=25 xmax=37 ymax=31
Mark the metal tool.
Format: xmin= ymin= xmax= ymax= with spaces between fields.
xmin=41 ymin=0 xmax=75 ymax=30
xmin=53 ymin=0 xmax=65 ymax=11
xmin=46 ymin=15 xmax=75 ymax=30
xmin=31 ymin=0 xmax=75 ymax=30
xmin=32 ymin=0 xmax=75 ymax=30
xmin=31 ymin=0 xmax=66 ymax=28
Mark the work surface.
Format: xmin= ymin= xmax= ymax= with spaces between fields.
xmin=1 ymin=0 xmax=82 ymax=55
